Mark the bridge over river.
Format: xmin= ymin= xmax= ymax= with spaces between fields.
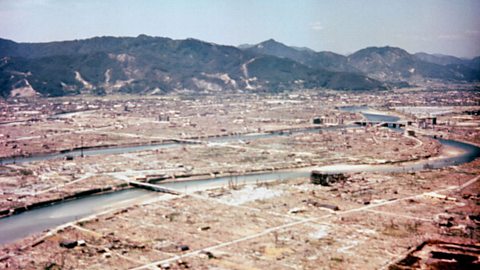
xmin=0 ymin=106 xmax=478 ymax=245
xmin=354 ymin=120 xmax=410 ymax=128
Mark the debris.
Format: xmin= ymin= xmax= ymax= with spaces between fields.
xmin=390 ymin=240 xmax=480 ymax=269
xmin=159 ymin=263 xmax=171 ymax=269
xmin=199 ymin=250 xmax=215 ymax=259
xmin=468 ymin=215 xmax=480 ymax=224
xmin=177 ymin=245 xmax=190 ymax=251
xmin=288 ymin=207 xmax=306 ymax=214
xmin=424 ymin=192 xmax=457 ymax=201
xmin=198 ymin=226 xmax=210 ymax=231
xmin=59 ymin=240 xmax=77 ymax=249
xmin=303 ymin=199 xmax=339 ymax=211
xmin=177 ymin=259 xmax=189 ymax=268
xmin=310 ymin=171 xmax=346 ymax=186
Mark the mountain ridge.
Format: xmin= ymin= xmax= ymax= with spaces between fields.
xmin=0 ymin=35 xmax=386 ymax=98
xmin=1 ymin=35 xmax=478 ymax=98
xmin=242 ymin=40 xmax=480 ymax=83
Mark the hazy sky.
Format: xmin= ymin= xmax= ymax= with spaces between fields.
xmin=1 ymin=0 xmax=479 ymax=57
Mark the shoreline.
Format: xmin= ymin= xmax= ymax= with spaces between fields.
xmin=0 ymin=136 xmax=473 ymax=222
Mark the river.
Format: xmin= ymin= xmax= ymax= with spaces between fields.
xmin=0 ymin=107 xmax=479 ymax=245
xmin=0 ymin=124 xmax=355 ymax=165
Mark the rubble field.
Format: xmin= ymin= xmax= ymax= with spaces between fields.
xmin=1 ymin=158 xmax=478 ymax=269
xmin=0 ymin=89 xmax=479 ymax=269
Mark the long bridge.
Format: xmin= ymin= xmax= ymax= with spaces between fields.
xmin=354 ymin=120 xmax=410 ymax=128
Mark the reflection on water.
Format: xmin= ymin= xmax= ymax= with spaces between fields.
xmin=362 ymin=113 xmax=400 ymax=123
xmin=0 ymin=189 xmax=153 ymax=245
xmin=339 ymin=105 xmax=400 ymax=122
xmin=0 ymin=143 xmax=178 ymax=165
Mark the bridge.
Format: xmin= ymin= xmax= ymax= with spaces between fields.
xmin=128 ymin=180 xmax=179 ymax=195
xmin=354 ymin=121 xmax=409 ymax=128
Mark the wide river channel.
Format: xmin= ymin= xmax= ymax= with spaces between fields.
xmin=0 ymin=107 xmax=479 ymax=245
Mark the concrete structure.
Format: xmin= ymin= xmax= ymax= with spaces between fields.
xmin=310 ymin=171 xmax=346 ymax=186
xmin=312 ymin=116 xmax=344 ymax=125
xmin=417 ymin=117 xmax=437 ymax=129
xmin=158 ymin=115 xmax=170 ymax=122
xmin=405 ymin=129 xmax=415 ymax=137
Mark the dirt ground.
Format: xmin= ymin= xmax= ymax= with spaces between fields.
xmin=0 ymin=90 xmax=479 ymax=269
xmin=1 ymin=158 xmax=478 ymax=269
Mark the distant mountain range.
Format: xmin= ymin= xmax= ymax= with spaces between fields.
xmin=0 ymin=35 xmax=478 ymax=98
xmin=244 ymin=39 xmax=480 ymax=83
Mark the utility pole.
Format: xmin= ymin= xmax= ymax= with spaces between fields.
xmin=80 ymin=136 xmax=84 ymax=158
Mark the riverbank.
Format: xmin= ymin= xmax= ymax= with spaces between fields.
xmin=0 ymin=135 xmax=477 ymax=245
xmin=0 ymin=125 xmax=331 ymax=163
xmin=2 ymin=157 xmax=478 ymax=269
xmin=1 ymin=91 xmax=479 ymax=269
xmin=1 ymin=120 xmax=439 ymax=213
xmin=0 ymin=132 xmax=442 ymax=221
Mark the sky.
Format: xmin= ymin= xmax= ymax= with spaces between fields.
xmin=1 ymin=0 xmax=479 ymax=58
